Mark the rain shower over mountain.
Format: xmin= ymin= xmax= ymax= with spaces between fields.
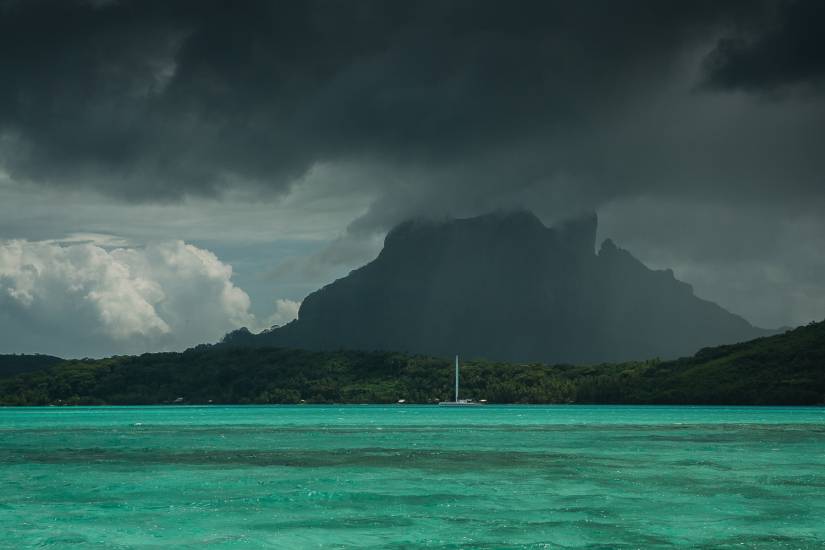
xmin=224 ymin=211 xmax=769 ymax=363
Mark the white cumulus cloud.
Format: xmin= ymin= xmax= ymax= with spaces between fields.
xmin=264 ymin=298 xmax=301 ymax=329
xmin=0 ymin=238 xmax=275 ymax=357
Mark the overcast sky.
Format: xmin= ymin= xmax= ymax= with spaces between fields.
xmin=1 ymin=0 xmax=824 ymax=357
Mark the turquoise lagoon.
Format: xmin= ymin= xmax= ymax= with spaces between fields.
xmin=1 ymin=405 xmax=824 ymax=548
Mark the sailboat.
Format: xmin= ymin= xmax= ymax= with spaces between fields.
xmin=438 ymin=355 xmax=482 ymax=406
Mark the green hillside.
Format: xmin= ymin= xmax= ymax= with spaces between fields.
xmin=0 ymin=354 xmax=65 ymax=379
xmin=1 ymin=321 xmax=823 ymax=406
xmin=633 ymin=320 xmax=825 ymax=404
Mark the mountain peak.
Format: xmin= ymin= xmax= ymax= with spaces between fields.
xmin=386 ymin=209 xmax=597 ymax=256
xmin=239 ymin=210 xmax=767 ymax=363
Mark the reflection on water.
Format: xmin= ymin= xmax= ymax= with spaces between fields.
xmin=1 ymin=405 xmax=824 ymax=548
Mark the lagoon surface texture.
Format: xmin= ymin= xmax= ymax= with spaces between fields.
xmin=1 ymin=406 xmax=824 ymax=548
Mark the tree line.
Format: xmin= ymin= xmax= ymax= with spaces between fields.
xmin=1 ymin=320 xmax=823 ymax=406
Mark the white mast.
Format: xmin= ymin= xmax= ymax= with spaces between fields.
xmin=455 ymin=355 xmax=459 ymax=402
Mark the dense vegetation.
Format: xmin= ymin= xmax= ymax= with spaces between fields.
xmin=0 ymin=354 xmax=64 ymax=379
xmin=1 ymin=321 xmax=823 ymax=406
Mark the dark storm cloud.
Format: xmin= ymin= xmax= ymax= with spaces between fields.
xmin=1 ymin=0 xmax=824 ymax=333
xmin=705 ymin=0 xmax=825 ymax=91
xmin=0 ymin=0 xmax=782 ymax=205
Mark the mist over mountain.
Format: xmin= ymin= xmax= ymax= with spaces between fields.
xmin=224 ymin=211 xmax=769 ymax=363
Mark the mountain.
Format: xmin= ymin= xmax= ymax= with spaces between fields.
xmin=3 ymin=321 xmax=822 ymax=406
xmin=227 ymin=210 xmax=770 ymax=363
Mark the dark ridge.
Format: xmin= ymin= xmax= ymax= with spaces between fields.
xmin=0 ymin=354 xmax=65 ymax=379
